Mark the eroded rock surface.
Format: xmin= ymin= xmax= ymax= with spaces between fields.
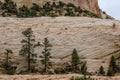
xmin=0 ymin=17 xmax=120 ymax=72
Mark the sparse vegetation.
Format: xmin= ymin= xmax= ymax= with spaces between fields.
xmin=2 ymin=49 xmax=16 ymax=75
xmin=0 ymin=27 xmax=119 ymax=76
xmin=0 ymin=0 xmax=100 ymax=18
xmin=70 ymin=76 xmax=94 ymax=80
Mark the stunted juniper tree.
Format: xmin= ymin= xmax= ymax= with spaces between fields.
xmin=19 ymin=28 xmax=37 ymax=73
xmin=99 ymin=66 xmax=105 ymax=76
xmin=81 ymin=62 xmax=87 ymax=75
xmin=41 ymin=37 xmax=52 ymax=74
xmin=2 ymin=49 xmax=15 ymax=74
xmin=71 ymin=49 xmax=80 ymax=73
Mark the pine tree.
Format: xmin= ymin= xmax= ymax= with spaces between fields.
xmin=71 ymin=49 xmax=80 ymax=73
xmin=107 ymin=56 xmax=117 ymax=76
xmin=99 ymin=66 xmax=105 ymax=76
xmin=19 ymin=28 xmax=37 ymax=73
xmin=2 ymin=49 xmax=16 ymax=74
xmin=41 ymin=37 xmax=52 ymax=74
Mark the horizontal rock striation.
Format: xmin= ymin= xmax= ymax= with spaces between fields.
xmin=0 ymin=17 xmax=120 ymax=72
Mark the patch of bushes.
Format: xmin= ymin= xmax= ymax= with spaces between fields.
xmin=70 ymin=76 xmax=94 ymax=80
xmin=2 ymin=63 xmax=16 ymax=75
xmin=0 ymin=0 xmax=100 ymax=18
xmin=1 ymin=0 xmax=17 ymax=16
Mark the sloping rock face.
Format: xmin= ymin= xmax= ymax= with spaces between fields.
xmin=0 ymin=0 xmax=101 ymax=17
xmin=0 ymin=17 xmax=120 ymax=73
xmin=78 ymin=0 xmax=101 ymax=17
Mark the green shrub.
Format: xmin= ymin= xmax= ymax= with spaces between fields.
xmin=81 ymin=63 xmax=87 ymax=75
xmin=1 ymin=0 xmax=17 ymax=15
xmin=31 ymin=3 xmax=40 ymax=11
xmin=2 ymin=62 xmax=16 ymax=75
xmin=99 ymin=66 xmax=105 ymax=76
xmin=43 ymin=2 xmax=52 ymax=12
xmin=54 ymin=68 xmax=67 ymax=74
xmin=75 ymin=7 xmax=82 ymax=13
xmin=66 ymin=3 xmax=75 ymax=8
xmin=17 ymin=5 xmax=30 ymax=18
xmin=70 ymin=76 xmax=94 ymax=80
xmin=57 ymin=1 xmax=66 ymax=8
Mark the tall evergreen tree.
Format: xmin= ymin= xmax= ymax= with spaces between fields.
xmin=41 ymin=37 xmax=52 ymax=73
xmin=71 ymin=49 xmax=80 ymax=73
xmin=19 ymin=28 xmax=37 ymax=73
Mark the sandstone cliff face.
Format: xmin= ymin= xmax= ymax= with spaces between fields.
xmin=0 ymin=0 xmax=101 ymax=17
xmin=78 ymin=0 xmax=101 ymax=17
xmin=0 ymin=17 xmax=120 ymax=72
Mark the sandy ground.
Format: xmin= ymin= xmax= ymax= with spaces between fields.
xmin=0 ymin=74 xmax=120 ymax=80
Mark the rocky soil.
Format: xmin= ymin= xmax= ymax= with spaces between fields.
xmin=0 ymin=74 xmax=120 ymax=80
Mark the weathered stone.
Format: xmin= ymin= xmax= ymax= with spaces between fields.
xmin=0 ymin=17 xmax=120 ymax=73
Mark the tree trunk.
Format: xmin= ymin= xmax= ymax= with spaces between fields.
xmin=28 ymin=37 xmax=31 ymax=72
